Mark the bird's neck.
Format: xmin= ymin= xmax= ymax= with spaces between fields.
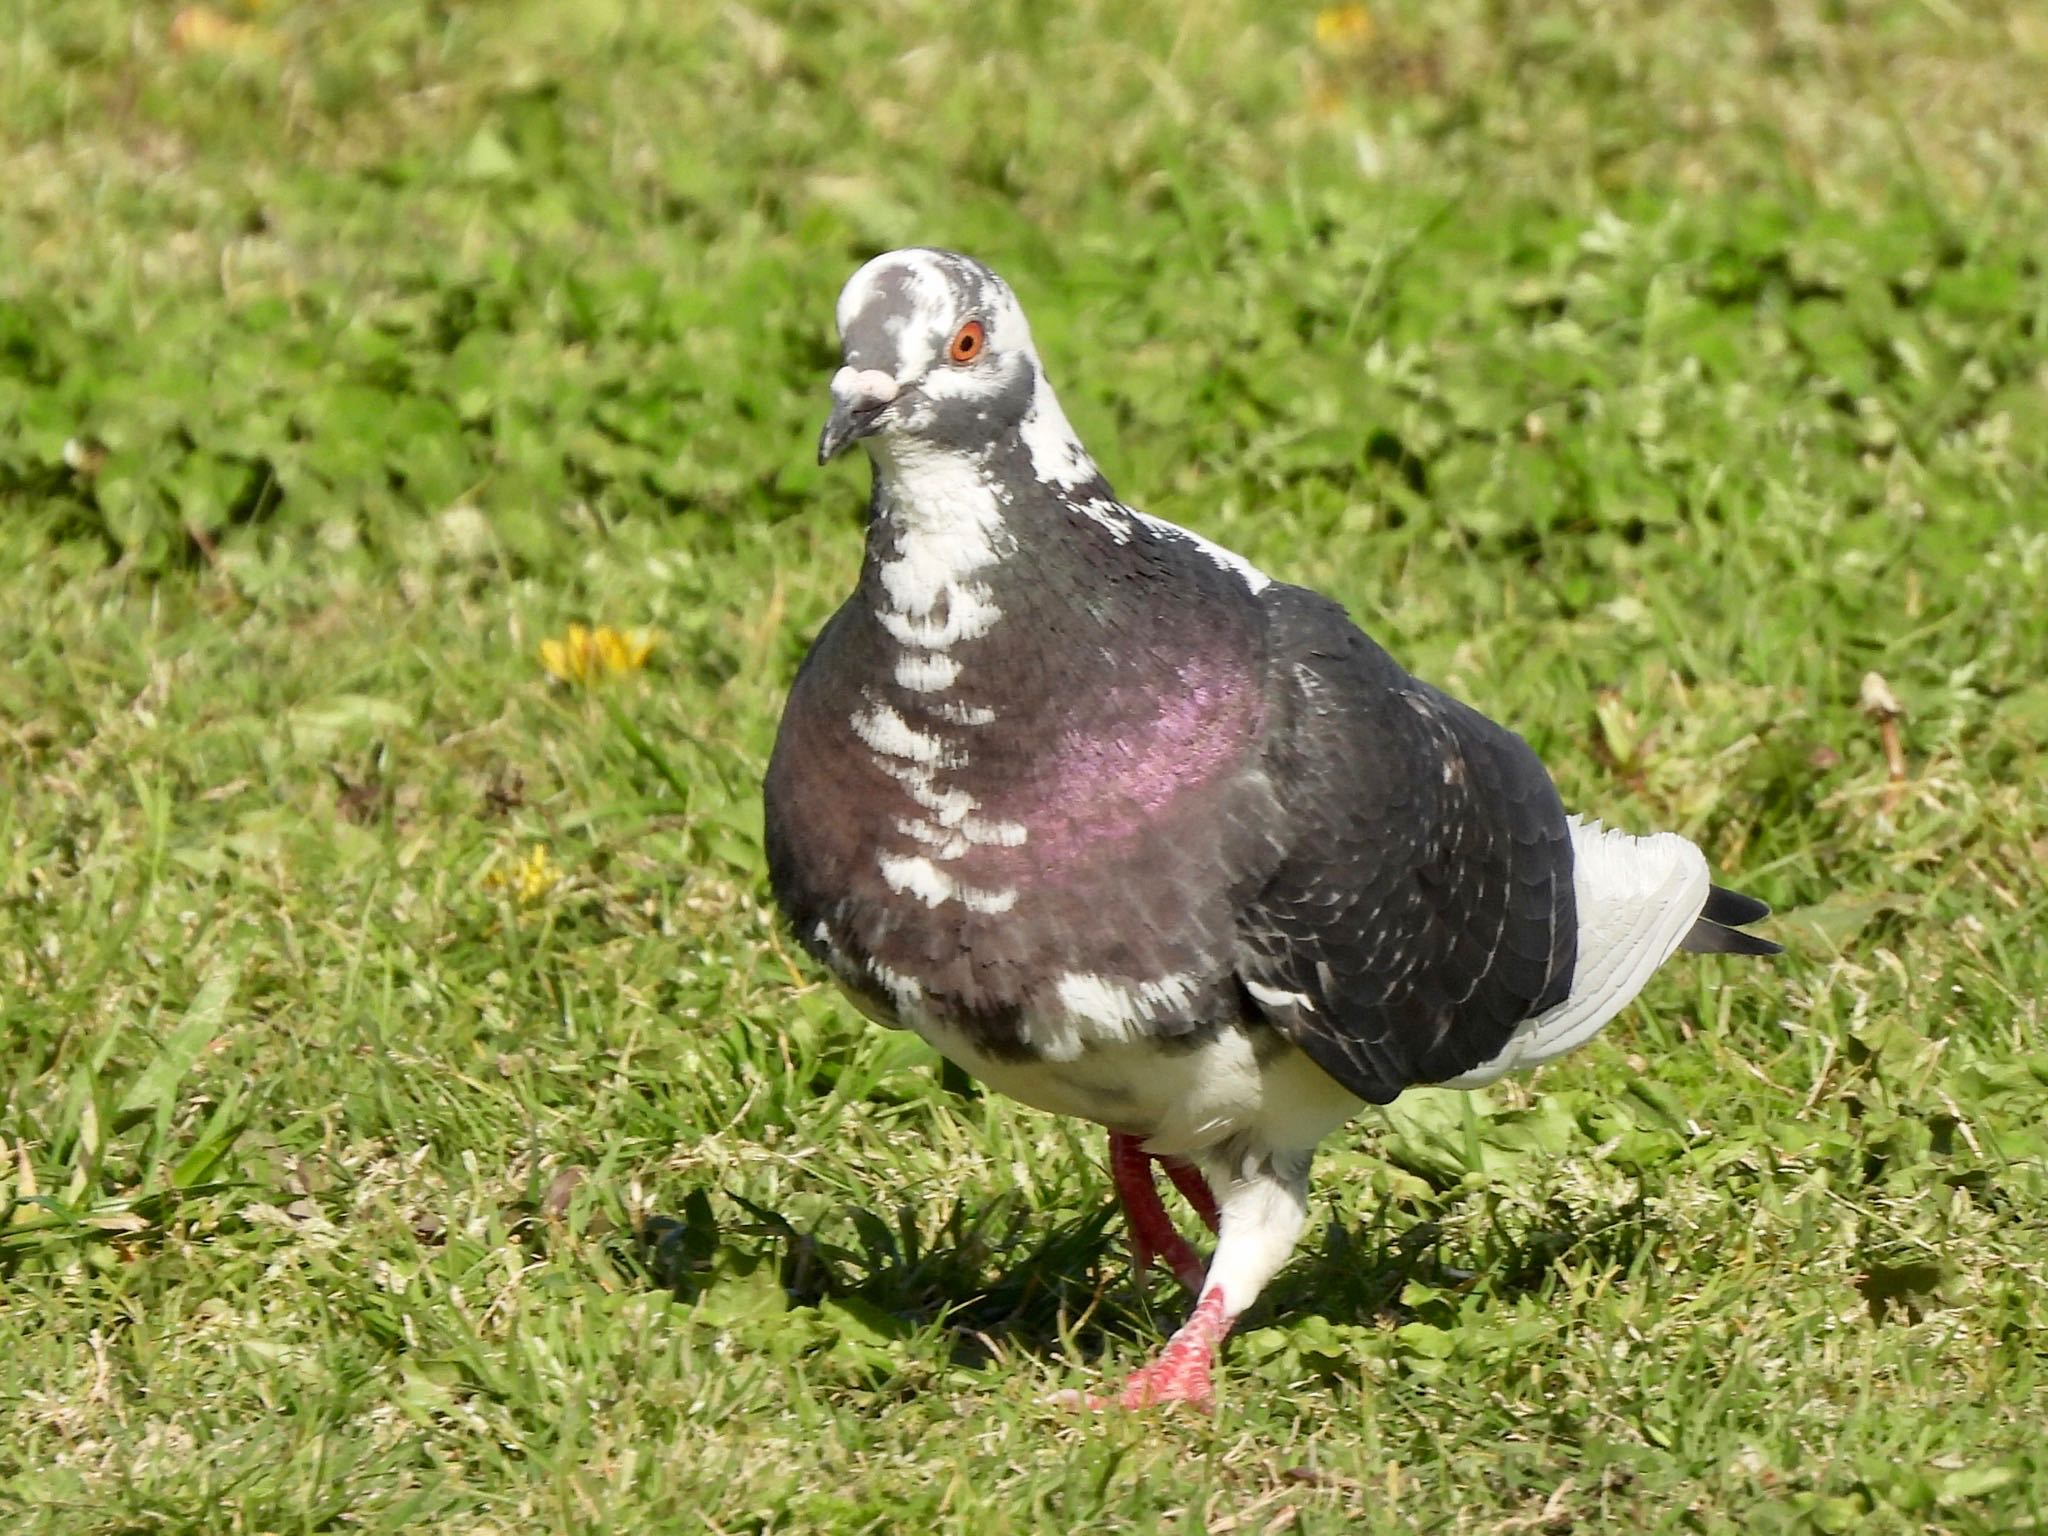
xmin=856 ymin=436 xmax=1020 ymax=657
xmin=855 ymin=377 xmax=1121 ymax=625
xmin=847 ymin=394 xmax=1138 ymax=737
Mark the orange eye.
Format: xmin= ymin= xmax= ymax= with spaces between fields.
xmin=948 ymin=320 xmax=986 ymax=364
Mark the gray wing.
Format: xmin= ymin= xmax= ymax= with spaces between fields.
xmin=1234 ymin=587 xmax=1578 ymax=1103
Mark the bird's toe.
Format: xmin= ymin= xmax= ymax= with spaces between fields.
xmin=1115 ymin=1354 xmax=1216 ymax=1411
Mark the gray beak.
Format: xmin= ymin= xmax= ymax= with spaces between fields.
xmin=817 ymin=367 xmax=901 ymax=464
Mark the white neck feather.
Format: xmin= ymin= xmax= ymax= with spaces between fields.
xmin=866 ymin=438 xmax=1014 ymax=652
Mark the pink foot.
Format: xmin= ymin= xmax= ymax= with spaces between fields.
xmin=1087 ymin=1286 xmax=1230 ymax=1410
xmin=1108 ymin=1132 xmax=1207 ymax=1293
xmin=1115 ymin=1352 xmax=1215 ymax=1409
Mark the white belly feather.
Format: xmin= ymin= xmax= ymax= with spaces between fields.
xmin=906 ymin=1014 xmax=1363 ymax=1161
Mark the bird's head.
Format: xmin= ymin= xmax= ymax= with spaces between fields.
xmin=817 ymin=248 xmax=1043 ymax=466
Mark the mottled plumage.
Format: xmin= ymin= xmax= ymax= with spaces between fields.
xmin=764 ymin=248 xmax=1780 ymax=1409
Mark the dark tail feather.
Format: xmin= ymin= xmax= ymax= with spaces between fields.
xmin=1682 ymin=920 xmax=1783 ymax=956
xmin=1681 ymin=884 xmax=1782 ymax=957
xmin=1701 ymin=884 xmax=1771 ymax=927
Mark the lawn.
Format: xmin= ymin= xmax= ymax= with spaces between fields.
xmin=4 ymin=1 xmax=2047 ymax=1530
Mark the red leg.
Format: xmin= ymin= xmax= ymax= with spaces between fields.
xmin=1108 ymin=1132 xmax=1207 ymax=1293
xmin=1161 ymin=1157 xmax=1220 ymax=1233
xmin=1113 ymin=1285 xmax=1231 ymax=1409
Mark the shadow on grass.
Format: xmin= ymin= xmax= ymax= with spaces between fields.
xmin=631 ymin=1186 xmax=1140 ymax=1367
xmin=629 ymin=1180 xmax=1668 ymax=1371
xmin=1262 ymin=1187 xmax=1667 ymax=1329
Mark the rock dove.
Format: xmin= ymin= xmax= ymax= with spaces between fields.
xmin=764 ymin=248 xmax=1781 ymax=1409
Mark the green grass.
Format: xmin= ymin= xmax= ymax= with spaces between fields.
xmin=4 ymin=0 xmax=2048 ymax=1530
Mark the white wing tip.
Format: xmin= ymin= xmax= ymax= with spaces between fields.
xmin=1443 ymin=815 xmax=1711 ymax=1088
xmin=1565 ymin=815 xmax=1710 ymax=907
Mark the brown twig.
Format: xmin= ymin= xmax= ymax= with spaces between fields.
xmin=1859 ymin=671 xmax=1907 ymax=812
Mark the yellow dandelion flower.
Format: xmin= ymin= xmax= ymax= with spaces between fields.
xmin=1314 ymin=4 xmax=1374 ymax=55
xmin=539 ymin=623 xmax=659 ymax=684
xmin=485 ymin=844 xmax=561 ymax=904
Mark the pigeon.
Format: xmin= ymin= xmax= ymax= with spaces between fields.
xmin=764 ymin=248 xmax=1780 ymax=1409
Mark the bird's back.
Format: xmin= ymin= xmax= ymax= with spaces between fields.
xmin=1227 ymin=583 xmax=1581 ymax=1102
